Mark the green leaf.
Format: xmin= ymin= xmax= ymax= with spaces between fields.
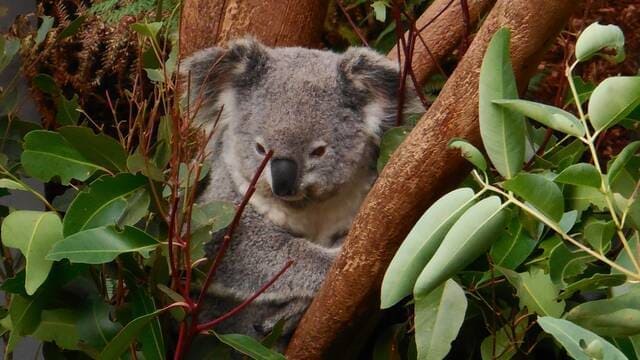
xmin=131 ymin=288 xmax=165 ymax=360
xmin=479 ymin=27 xmax=525 ymax=179
xmin=549 ymin=241 xmax=591 ymax=287
xmin=503 ymin=173 xmax=564 ymax=222
xmin=414 ymin=196 xmax=506 ymax=297
xmin=47 ymin=225 xmax=159 ymax=264
xmin=98 ymin=306 xmax=169 ymax=360
xmin=448 ymin=138 xmax=487 ymax=171
xmin=76 ymin=301 xmax=121 ymax=350
xmin=566 ymin=287 xmax=640 ymax=337
xmin=156 ymin=284 xmax=186 ymax=321
xmin=0 ymin=178 xmax=27 ymax=191
xmin=567 ymin=185 xmax=607 ymax=211
xmin=371 ymin=0 xmax=388 ymax=22
xmin=559 ymin=273 xmax=627 ymax=300
xmin=575 ymin=22 xmax=625 ymax=63
xmin=35 ymin=16 xmax=54 ymax=45
xmin=493 ymin=99 xmax=585 ymax=137
xmin=381 ymin=188 xmax=477 ymax=308
xmin=538 ymin=316 xmax=627 ymax=360
xmin=589 ymin=76 xmax=640 ymax=132
xmin=191 ymin=201 xmax=235 ymax=232
xmin=584 ymin=219 xmax=615 ymax=254
xmin=59 ymin=126 xmax=127 ymax=172
xmin=127 ymin=148 xmax=164 ymax=181
xmin=213 ymin=332 xmax=286 ymax=360
xmin=6 ymin=294 xmax=43 ymax=353
xmin=0 ymin=36 xmax=20 ymax=73
xmin=55 ymin=94 xmax=80 ymax=126
xmin=32 ymin=73 xmax=59 ymax=95
xmin=490 ymin=214 xmax=537 ymax=270
xmin=21 ymin=130 xmax=106 ymax=184
xmin=32 ymin=309 xmax=80 ymax=350
xmin=555 ymin=163 xmax=602 ymax=188
xmin=117 ymin=188 xmax=150 ymax=227
xmin=131 ymin=22 xmax=163 ymax=39
xmin=608 ymin=141 xmax=640 ymax=185
xmin=480 ymin=318 xmax=527 ymax=360
xmin=414 ymin=279 xmax=467 ymax=360
xmin=612 ymin=233 xmax=639 ymax=276
xmin=377 ymin=127 xmax=411 ymax=172
xmin=1 ymin=211 xmax=63 ymax=295
xmin=58 ymin=15 xmax=86 ymax=39
xmin=63 ymin=174 xmax=147 ymax=236
xmin=500 ymin=267 xmax=565 ymax=317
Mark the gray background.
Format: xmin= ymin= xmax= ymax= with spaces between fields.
xmin=1 ymin=0 xmax=45 ymax=358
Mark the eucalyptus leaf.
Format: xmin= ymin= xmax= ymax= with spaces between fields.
xmin=63 ymin=174 xmax=147 ymax=236
xmin=503 ymin=173 xmax=564 ymax=222
xmin=490 ymin=214 xmax=536 ymax=270
xmin=493 ymin=99 xmax=585 ymax=137
xmin=558 ymin=273 xmax=626 ymax=300
xmin=35 ymin=16 xmax=54 ymax=45
xmin=608 ymin=141 xmax=640 ymax=185
xmin=575 ymin=22 xmax=625 ymax=63
xmin=6 ymin=294 xmax=43 ymax=353
xmin=548 ymin=241 xmax=591 ymax=287
xmin=589 ymin=77 xmax=640 ymax=132
xmin=98 ymin=307 xmax=168 ymax=360
xmin=213 ymin=332 xmax=286 ymax=360
xmin=59 ymin=126 xmax=127 ymax=172
xmin=131 ymin=22 xmax=163 ymax=40
xmin=32 ymin=309 xmax=80 ymax=350
xmin=538 ymin=316 xmax=627 ymax=360
xmin=0 ymin=36 xmax=19 ymax=73
xmin=414 ymin=196 xmax=506 ymax=297
xmin=47 ymin=225 xmax=159 ymax=264
xmin=479 ymin=28 xmax=525 ymax=179
xmin=584 ymin=219 xmax=615 ymax=254
xmin=381 ymin=188 xmax=477 ymax=308
xmin=499 ymin=267 xmax=565 ymax=317
xmin=414 ymin=279 xmax=467 ymax=360
xmin=566 ymin=287 xmax=640 ymax=337
xmin=55 ymin=94 xmax=80 ymax=126
xmin=1 ymin=211 xmax=63 ymax=295
xmin=448 ymin=138 xmax=487 ymax=171
xmin=555 ymin=163 xmax=602 ymax=188
xmin=377 ymin=127 xmax=411 ymax=172
xmin=58 ymin=15 xmax=86 ymax=39
xmin=0 ymin=178 xmax=27 ymax=191
xmin=131 ymin=288 xmax=165 ymax=360
xmin=76 ymin=301 xmax=121 ymax=350
xmin=21 ymin=130 xmax=106 ymax=184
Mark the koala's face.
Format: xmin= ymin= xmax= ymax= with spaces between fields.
xmin=183 ymin=39 xmax=400 ymax=205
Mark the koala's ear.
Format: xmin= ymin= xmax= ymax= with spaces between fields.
xmin=339 ymin=47 xmax=399 ymax=105
xmin=339 ymin=48 xmax=401 ymax=135
xmin=180 ymin=38 xmax=270 ymax=123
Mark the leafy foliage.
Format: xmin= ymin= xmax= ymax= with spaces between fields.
xmin=381 ymin=23 xmax=640 ymax=360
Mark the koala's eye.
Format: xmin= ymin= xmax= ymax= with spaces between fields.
xmin=255 ymin=143 xmax=266 ymax=155
xmin=310 ymin=146 xmax=326 ymax=158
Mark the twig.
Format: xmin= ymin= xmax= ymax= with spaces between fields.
xmin=336 ymin=0 xmax=369 ymax=47
xmin=196 ymin=260 xmax=294 ymax=332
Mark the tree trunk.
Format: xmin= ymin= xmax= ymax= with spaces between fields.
xmin=286 ymin=0 xmax=579 ymax=358
xmin=387 ymin=0 xmax=496 ymax=84
xmin=180 ymin=0 xmax=329 ymax=57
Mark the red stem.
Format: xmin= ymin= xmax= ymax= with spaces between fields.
xmin=194 ymin=150 xmax=274 ymax=309
xmin=336 ymin=0 xmax=370 ymax=47
xmin=196 ymin=260 xmax=294 ymax=332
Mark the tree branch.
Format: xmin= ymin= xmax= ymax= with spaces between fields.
xmin=287 ymin=0 xmax=579 ymax=358
xmin=387 ymin=0 xmax=495 ymax=84
xmin=180 ymin=0 xmax=330 ymax=57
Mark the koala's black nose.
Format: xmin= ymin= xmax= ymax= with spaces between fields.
xmin=271 ymin=158 xmax=298 ymax=197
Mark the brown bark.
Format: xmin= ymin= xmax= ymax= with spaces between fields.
xmin=179 ymin=0 xmax=329 ymax=57
xmin=287 ymin=0 xmax=579 ymax=358
xmin=387 ymin=0 xmax=496 ymax=84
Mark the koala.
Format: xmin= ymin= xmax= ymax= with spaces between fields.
xmin=181 ymin=38 xmax=414 ymax=346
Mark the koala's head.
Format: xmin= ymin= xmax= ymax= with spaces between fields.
xmin=182 ymin=38 xmax=402 ymax=205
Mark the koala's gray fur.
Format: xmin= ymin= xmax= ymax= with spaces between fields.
xmin=181 ymin=38 xmax=415 ymax=345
